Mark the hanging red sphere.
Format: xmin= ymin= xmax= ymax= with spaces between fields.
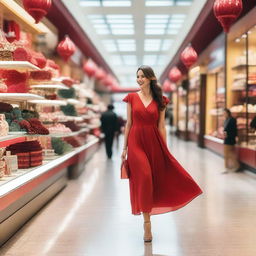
xmin=213 ymin=0 xmax=243 ymax=33
xmin=168 ymin=67 xmax=182 ymax=83
xmin=95 ymin=68 xmax=106 ymax=81
xmin=102 ymin=74 xmax=114 ymax=87
xmin=162 ymin=79 xmax=172 ymax=93
xmin=22 ymin=0 xmax=52 ymax=24
xmin=180 ymin=45 xmax=198 ymax=69
xmin=83 ymin=59 xmax=98 ymax=78
xmin=57 ymin=36 xmax=76 ymax=62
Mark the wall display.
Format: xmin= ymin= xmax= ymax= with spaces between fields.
xmin=188 ymin=67 xmax=200 ymax=140
xmin=227 ymin=26 xmax=256 ymax=150
xmin=206 ymin=66 xmax=225 ymax=139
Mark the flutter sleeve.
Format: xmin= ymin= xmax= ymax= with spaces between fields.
xmin=163 ymin=95 xmax=170 ymax=105
xmin=122 ymin=93 xmax=131 ymax=103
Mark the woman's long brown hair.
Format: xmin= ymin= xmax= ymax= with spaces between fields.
xmin=137 ymin=65 xmax=166 ymax=111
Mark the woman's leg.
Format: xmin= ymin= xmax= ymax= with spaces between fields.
xmin=143 ymin=213 xmax=152 ymax=242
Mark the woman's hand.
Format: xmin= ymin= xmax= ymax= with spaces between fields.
xmin=121 ymin=149 xmax=127 ymax=162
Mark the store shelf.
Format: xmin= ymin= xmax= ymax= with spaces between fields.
xmin=47 ymin=128 xmax=89 ymax=138
xmin=0 ymin=93 xmax=44 ymax=102
xmin=0 ymin=61 xmax=40 ymax=71
xmin=0 ymin=0 xmax=51 ymax=34
xmin=0 ymin=137 xmax=99 ymax=196
xmin=30 ymin=84 xmax=69 ymax=90
xmin=232 ymin=64 xmax=256 ymax=70
xmin=0 ymin=134 xmax=24 ymax=142
xmin=28 ymin=99 xmax=67 ymax=106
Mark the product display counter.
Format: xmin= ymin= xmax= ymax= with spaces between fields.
xmin=0 ymin=136 xmax=100 ymax=246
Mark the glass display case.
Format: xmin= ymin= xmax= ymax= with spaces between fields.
xmin=227 ymin=26 xmax=256 ymax=150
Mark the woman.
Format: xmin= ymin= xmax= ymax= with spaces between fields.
xmin=222 ymin=108 xmax=240 ymax=173
xmin=121 ymin=66 xmax=203 ymax=243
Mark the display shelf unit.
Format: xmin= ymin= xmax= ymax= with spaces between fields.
xmin=30 ymin=84 xmax=70 ymax=90
xmin=0 ymin=93 xmax=44 ymax=102
xmin=28 ymin=99 xmax=67 ymax=106
xmin=0 ymin=137 xmax=101 ymax=246
xmin=0 ymin=61 xmax=40 ymax=71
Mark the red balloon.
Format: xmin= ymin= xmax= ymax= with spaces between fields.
xmin=22 ymin=0 xmax=52 ymax=24
xmin=57 ymin=36 xmax=76 ymax=62
xmin=168 ymin=67 xmax=182 ymax=83
xmin=180 ymin=45 xmax=198 ymax=69
xmin=83 ymin=59 xmax=97 ymax=77
xmin=95 ymin=68 xmax=106 ymax=81
xmin=213 ymin=0 xmax=243 ymax=33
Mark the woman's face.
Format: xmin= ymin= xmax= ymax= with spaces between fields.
xmin=137 ymin=69 xmax=150 ymax=89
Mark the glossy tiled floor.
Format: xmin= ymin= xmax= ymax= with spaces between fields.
xmin=1 ymin=132 xmax=256 ymax=256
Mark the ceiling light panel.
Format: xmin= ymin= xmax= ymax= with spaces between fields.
xmin=157 ymin=55 xmax=168 ymax=65
xmin=143 ymin=55 xmax=158 ymax=65
xmin=144 ymin=39 xmax=161 ymax=52
xmin=162 ymin=39 xmax=173 ymax=51
xmin=80 ymin=0 xmax=132 ymax=7
xmin=122 ymin=55 xmax=137 ymax=66
xmin=145 ymin=15 xmax=169 ymax=35
xmin=145 ymin=0 xmax=193 ymax=6
xmin=111 ymin=55 xmax=123 ymax=65
xmin=117 ymin=39 xmax=136 ymax=51
xmin=102 ymin=40 xmax=118 ymax=52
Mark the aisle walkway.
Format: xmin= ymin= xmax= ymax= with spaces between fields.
xmin=1 ymin=134 xmax=256 ymax=256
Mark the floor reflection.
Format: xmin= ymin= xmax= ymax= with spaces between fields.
xmin=144 ymin=243 xmax=170 ymax=256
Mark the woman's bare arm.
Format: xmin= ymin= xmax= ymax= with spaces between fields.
xmin=123 ymin=103 xmax=132 ymax=149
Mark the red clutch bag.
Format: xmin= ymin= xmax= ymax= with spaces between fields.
xmin=121 ymin=160 xmax=130 ymax=179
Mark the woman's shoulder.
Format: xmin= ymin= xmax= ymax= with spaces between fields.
xmin=122 ymin=92 xmax=136 ymax=103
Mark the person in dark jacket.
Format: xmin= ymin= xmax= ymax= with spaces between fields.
xmin=222 ymin=108 xmax=240 ymax=174
xmin=100 ymin=104 xmax=118 ymax=159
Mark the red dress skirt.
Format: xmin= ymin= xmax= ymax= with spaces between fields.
xmin=123 ymin=92 xmax=202 ymax=215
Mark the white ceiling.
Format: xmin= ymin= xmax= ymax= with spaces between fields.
xmin=62 ymin=0 xmax=207 ymax=87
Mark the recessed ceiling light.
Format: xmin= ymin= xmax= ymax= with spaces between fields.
xmin=145 ymin=1 xmax=174 ymax=6
xmin=103 ymin=1 xmax=131 ymax=7
xmin=112 ymin=29 xmax=134 ymax=35
xmin=146 ymin=29 xmax=165 ymax=35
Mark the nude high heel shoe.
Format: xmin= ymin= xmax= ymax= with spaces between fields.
xmin=144 ymin=221 xmax=152 ymax=243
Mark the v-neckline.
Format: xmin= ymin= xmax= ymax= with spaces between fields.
xmin=136 ymin=92 xmax=153 ymax=109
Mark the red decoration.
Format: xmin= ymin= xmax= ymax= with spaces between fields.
xmin=5 ymin=21 xmax=20 ymax=43
xmin=162 ymin=79 xmax=172 ymax=93
xmin=57 ymin=36 xmax=76 ymax=62
xmin=102 ymin=74 xmax=114 ymax=87
xmin=213 ymin=0 xmax=243 ymax=33
xmin=95 ymin=68 xmax=106 ymax=81
xmin=168 ymin=67 xmax=182 ymax=83
xmin=83 ymin=59 xmax=97 ymax=78
xmin=180 ymin=45 xmax=198 ymax=69
xmin=22 ymin=0 xmax=52 ymax=24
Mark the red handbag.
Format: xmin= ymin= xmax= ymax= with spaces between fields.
xmin=121 ymin=160 xmax=130 ymax=179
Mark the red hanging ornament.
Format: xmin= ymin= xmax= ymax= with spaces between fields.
xmin=162 ymin=79 xmax=172 ymax=93
xmin=95 ymin=68 xmax=106 ymax=81
xmin=213 ymin=0 xmax=243 ymax=33
xmin=180 ymin=45 xmax=198 ymax=69
xmin=102 ymin=74 xmax=113 ymax=87
xmin=168 ymin=67 xmax=182 ymax=83
xmin=83 ymin=59 xmax=97 ymax=78
xmin=57 ymin=36 xmax=76 ymax=62
xmin=22 ymin=0 xmax=52 ymax=24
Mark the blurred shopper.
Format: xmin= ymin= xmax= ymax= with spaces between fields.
xmin=121 ymin=65 xmax=202 ymax=243
xmin=250 ymin=116 xmax=256 ymax=131
xmin=100 ymin=104 xmax=118 ymax=159
xmin=115 ymin=115 xmax=125 ymax=148
xmin=222 ymin=108 xmax=240 ymax=174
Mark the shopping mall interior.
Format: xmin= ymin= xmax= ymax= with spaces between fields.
xmin=0 ymin=0 xmax=256 ymax=256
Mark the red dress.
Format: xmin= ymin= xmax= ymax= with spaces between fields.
xmin=123 ymin=92 xmax=202 ymax=215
